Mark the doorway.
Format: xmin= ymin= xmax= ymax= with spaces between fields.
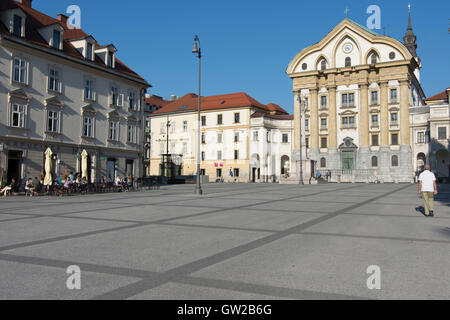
xmin=106 ymin=159 xmax=116 ymax=182
xmin=342 ymin=151 xmax=355 ymax=170
xmin=7 ymin=150 xmax=22 ymax=183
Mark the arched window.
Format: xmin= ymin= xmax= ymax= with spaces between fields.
xmin=320 ymin=59 xmax=327 ymax=70
xmin=320 ymin=157 xmax=326 ymax=168
xmin=370 ymin=53 xmax=378 ymax=64
xmin=371 ymin=156 xmax=378 ymax=167
xmin=345 ymin=57 xmax=351 ymax=67
xmin=391 ymin=155 xmax=399 ymax=167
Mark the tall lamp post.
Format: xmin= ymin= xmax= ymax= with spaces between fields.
xmin=297 ymin=92 xmax=305 ymax=185
xmin=192 ymin=35 xmax=203 ymax=195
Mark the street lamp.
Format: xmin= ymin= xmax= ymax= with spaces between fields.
xmin=297 ymin=92 xmax=305 ymax=185
xmin=192 ymin=35 xmax=203 ymax=195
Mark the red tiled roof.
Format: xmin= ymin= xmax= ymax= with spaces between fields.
xmin=0 ymin=0 xmax=147 ymax=83
xmin=152 ymin=92 xmax=272 ymax=115
xmin=251 ymin=111 xmax=294 ymax=120
xmin=266 ymin=103 xmax=289 ymax=115
xmin=424 ymin=88 xmax=449 ymax=102
xmin=145 ymin=95 xmax=171 ymax=107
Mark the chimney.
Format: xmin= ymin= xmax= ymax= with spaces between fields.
xmin=170 ymin=95 xmax=178 ymax=101
xmin=58 ymin=14 xmax=69 ymax=25
xmin=19 ymin=0 xmax=32 ymax=8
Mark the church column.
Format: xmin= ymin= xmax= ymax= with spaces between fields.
xmin=399 ymin=80 xmax=411 ymax=145
xmin=380 ymin=81 xmax=389 ymax=146
xmin=328 ymin=86 xmax=337 ymax=148
xmin=359 ymin=83 xmax=369 ymax=147
xmin=358 ymin=83 xmax=370 ymax=170
xmin=399 ymin=79 xmax=413 ymax=182
xmin=309 ymin=88 xmax=319 ymax=150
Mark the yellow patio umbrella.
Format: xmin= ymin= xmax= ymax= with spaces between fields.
xmin=81 ymin=150 xmax=88 ymax=181
xmin=44 ymin=147 xmax=53 ymax=186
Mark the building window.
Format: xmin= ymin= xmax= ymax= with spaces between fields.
xmin=216 ymin=168 xmax=222 ymax=177
xmin=234 ymin=112 xmax=240 ymax=123
xmin=417 ymin=131 xmax=425 ymax=144
xmin=108 ymin=121 xmax=118 ymax=141
xmin=304 ymin=97 xmax=309 ymax=107
xmin=201 ymin=152 xmax=205 ymax=161
xmin=372 ymin=156 xmax=378 ymax=167
xmin=83 ymin=117 xmax=93 ymax=137
xmin=217 ymin=114 xmax=223 ymax=125
xmin=305 ymin=119 xmax=309 ymax=130
xmin=305 ymin=137 xmax=309 ymax=148
xmin=321 ymin=96 xmax=327 ymax=109
xmin=183 ymin=120 xmax=188 ymax=132
xmin=107 ymin=52 xmax=114 ymax=67
xmin=390 ymin=89 xmax=398 ymax=103
xmin=438 ymin=127 xmax=447 ymax=140
xmin=52 ymin=30 xmax=61 ymax=49
xmin=201 ymin=116 xmax=206 ymax=126
xmin=391 ymin=133 xmax=399 ymax=145
xmin=217 ymin=133 xmax=222 ymax=143
xmin=13 ymin=57 xmax=27 ymax=84
xmin=391 ymin=155 xmax=399 ymax=167
xmin=11 ymin=104 xmax=25 ymax=128
xmin=391 ymin=113 xmax=398 ymax=125
xmin=321 ymin=137 xmax=327 ymax=149
xmin=84 ymin=79 xmax=94 ymax=100
xmin=321 ymin=118 xmax=327 ymax=129
xmin=282 ymin=134 xmax=289 ymax=143
xmin=345 ymin=57 xmax=351 ymax=67
xmin=234 ymin=150 xmax=239 ymax=160
xmin=86 ymin=42 xmax=93 ymax=60
xmin=48 ymin=69 xmax=60 ymax=92
xmin=320 ymin=59 xmax=327 ymax=70
xmin=342 ymin=116 xmax=355 ymax=128
xmin=370 ymin=53 xmax=378 ymax=65
xmin=47 ymin=110 xmax=59 ymax=133
xmin=217 ymin=151 xmax=222 ymax=160
xmin=129 ymin=92 xmax=136 ymax=110
xmin=371 ymin=114 xmax=379 ymax=127
xmin=320 ymin=157 xmax=326 ymax=168
xmin=234 ymin=168 xmax=240 ymax=177
xmin=342 ymin=93 xmax=355 ymax=107
xmin=183 ymin=142 xmax=187 ymax=154
xmin=371 ymin=91 xmax=378 ymax=105
xmin=234 ymin=132 xmax=239 ymax=142
xmin=13 ymin=15 xmax=22 ymax=37
xmin=371 ymin=134 xmax=379 ymax=146
xmin=201 ymin=133 xmax=206 ymax=144
xmin=127 ymin=125 xmax=137 ymax=143
xmin=111 ymin=87 xmax=122 ymax=106
xmin=253 ymin=131 xmax=259 ymax=141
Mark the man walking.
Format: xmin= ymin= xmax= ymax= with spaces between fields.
xmin=418 ymin=165 xmax=438 ymax=217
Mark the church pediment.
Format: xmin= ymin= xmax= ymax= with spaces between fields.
xmin=9 ymin=88 xmax=31 ymax=102
xmin=286 ymin=18 xmax=412 ymax=74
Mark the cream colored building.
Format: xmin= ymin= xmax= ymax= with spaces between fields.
xmin=0 ymin=0 xmax=150 ymax=185
xmin=149 ymin=93 xmax=293 ymax=182
xmin=410 ymin=88 xmax=450 ymax=182
xmin=286 ymin=16 xmax=426 ymax=183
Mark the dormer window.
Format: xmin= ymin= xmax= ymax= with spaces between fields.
xmin=52 ymin=30 xmax=61 ymax=49
xmin=13 ymin=15 xmax=22 ymax=37
xmin=86 ymin=42 xmax=93 ymax=61
xmin=107 ymin=51 xmax=114 ymax=68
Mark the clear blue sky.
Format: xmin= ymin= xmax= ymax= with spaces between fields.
xmin=34 ymin=0 xmax=449 ymax=114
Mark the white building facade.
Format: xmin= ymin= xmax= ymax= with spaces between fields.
xmin=0 ymin=0 xmax=150 ymax=185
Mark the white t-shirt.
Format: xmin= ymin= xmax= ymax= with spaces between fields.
xmin=418 ymin=170 xmax=436 ymax=192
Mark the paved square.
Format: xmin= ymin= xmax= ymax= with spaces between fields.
xmin=0 ymin=183 xmax=449 ymax=300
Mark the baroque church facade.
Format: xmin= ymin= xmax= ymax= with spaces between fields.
xmin=286 ymin=12 xmax=425 ymax=183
